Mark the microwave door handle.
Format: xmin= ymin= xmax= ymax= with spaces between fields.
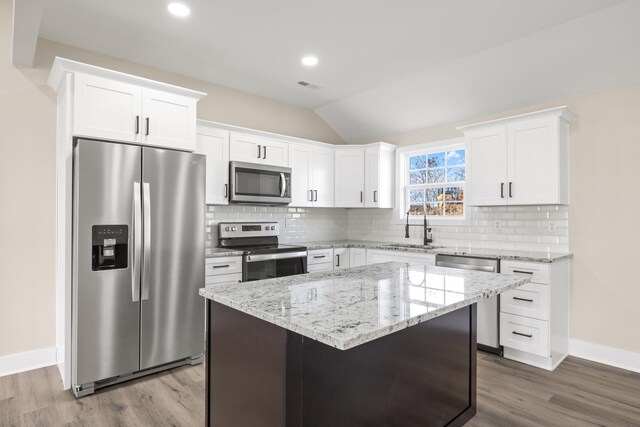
xmin=280 ymin=173 xmax=287 ymax=197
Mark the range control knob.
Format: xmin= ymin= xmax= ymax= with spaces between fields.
xmin=224 ymin=227 xmax=230 ymax=231
xmin=231 ymin=226 xmax=237 ymax=232
xmin=271 ymin=226 xmax=276 ymax=230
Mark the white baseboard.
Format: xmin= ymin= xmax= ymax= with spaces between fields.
xmin=0 ymin=347 xmax=57 ymax=378
xmin=569 ymin=339 xmax=640 ymax=373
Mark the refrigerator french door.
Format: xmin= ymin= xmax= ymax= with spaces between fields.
xmin=72 ymin=139 xmax=205 ymax=396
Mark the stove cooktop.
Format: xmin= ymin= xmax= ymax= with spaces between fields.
xmin=238 ymin=243 xmax=307 ymax=255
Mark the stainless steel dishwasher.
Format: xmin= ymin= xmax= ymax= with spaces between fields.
xmin=435 ymin=254 xmax=502 ymax=356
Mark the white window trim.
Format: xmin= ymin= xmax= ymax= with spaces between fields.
xmin=394 ymin=137 xmax=471 ymax=226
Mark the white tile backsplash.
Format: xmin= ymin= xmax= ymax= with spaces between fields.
xmin=206 ymin=204 xmax=569 ymax=254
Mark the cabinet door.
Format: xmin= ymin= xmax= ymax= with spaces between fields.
xmin=334 ymin=248 xmax=350 ymax=269
xmin=288 ymin=144 xmax=313 ymax=207
xmin=467 ymin=126 xmax=508 ymax=206
xmin=142 ymin=88 xmax=196 ymax=151
xmin=349 ymin=248 xmax=366 ymax=267
xmin=261 ymin=139 xmax=289 ymax=167
xmin=230 ymin=133 xmax=263 ymax=164
xmin=196 ymin=128 xmax=230 ymax=205
xmin=335 ymin=148 xmax=365 ymax=207
xmin=364 ymin=146 xmax=380 ymax=208
xmin=73 ymin=73 xmax=142 ymax=143
xmin=312 ymin=146 xmax=335 ymax=207
xmin=507 ymin=118 xmax=559 ymax=205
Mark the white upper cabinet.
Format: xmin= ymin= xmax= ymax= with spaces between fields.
xmin=335 ymin=147 xmax=365 ymax=207
xmin=229 ymin=133 xmax=288 ymax=167
xmin=460 ymin=107 xmax=575 ymax=206
xmin=335 ymin=143 xmax=396 ymax=208
xmin=196 ymin=125 xmax=230 ymax=205
xmin=289 ymin=143 xmax=335 ymax=207
xmin=50 ymin=59 xmax=206 ymax=151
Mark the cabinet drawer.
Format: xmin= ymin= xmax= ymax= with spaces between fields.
xmin=307 ymin=263 xmax=333 ymax=273
xmin=205 ymin=256 xmax=243 ymax=276
xmin=501 ymin=283 xmax=549 ymax=321
xmin=307 ymin=249 xmax=334 ymax=265
xmin=501 ymin=260 xmax=550 ymax=284
xmin=205 ymin=273 xmax=242 ymax=287
xmin=367 ymin=249 xmax=435 ymax=266
xmin=500 ymin=313 xmax=549 ymax=357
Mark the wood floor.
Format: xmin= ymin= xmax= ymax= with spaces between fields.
xmin=1 ymin=354 xmax=639 ymax=426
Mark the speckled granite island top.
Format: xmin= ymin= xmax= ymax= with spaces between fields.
xmin=199 ymin=262 xmax=531 ymax=350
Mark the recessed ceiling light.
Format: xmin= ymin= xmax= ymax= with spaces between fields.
xmin=168 ymin=2 xmax=190 ymax=17
xmin=301 ymin=56 xmax=319 ymax=67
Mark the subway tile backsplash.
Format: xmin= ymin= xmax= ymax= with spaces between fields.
xmin=206 ymin=205 xmax=569 ymax=255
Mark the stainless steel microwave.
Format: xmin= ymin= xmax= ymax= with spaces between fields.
xmin=229 ymin=161 xmax=292 ymax=205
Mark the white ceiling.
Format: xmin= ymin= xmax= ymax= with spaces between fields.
xmin=35 ymin=0 xmax=639 ymax=142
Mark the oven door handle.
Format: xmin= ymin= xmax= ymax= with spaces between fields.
xmin=280 ymin=173 xmax=286 ymax=197
xmin=246 ymin=251 xmax=308 ymax=263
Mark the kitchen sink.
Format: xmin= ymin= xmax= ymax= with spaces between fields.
xmin=381 ymin=243 xmax=441 ymax=250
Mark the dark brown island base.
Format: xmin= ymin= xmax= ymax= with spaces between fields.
xmin=200 ymin=262 xmax=530 ymax=427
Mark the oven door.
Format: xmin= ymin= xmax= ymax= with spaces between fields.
xmin=244 ymin=251 xmax=307 ymax=281
xmin=230 ymin=161 xmax=291 ymax=204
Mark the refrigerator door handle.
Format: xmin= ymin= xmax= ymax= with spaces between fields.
xmin=142 ymin=182 xmax=151 ymax=301
xmin=132 ymin=182 xmax=142 ymax=302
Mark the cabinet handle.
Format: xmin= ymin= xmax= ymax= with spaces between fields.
xmin=224 ymin=184 xmax=228 ymax=198
xmin=212 ymin=264 xmax=230 ymax=269
xmin=145 ymin=117 xmax=150 ymax=136
xmin=313 ymin=255 xmax=326 ymax=259
xmin=512 ymin=331 xmax=533 ymax=338
xmin=360 ymin=191 xmax=363 ymax=203
xmin=257 ymin=145 xmax=261 ymax=159
xmin=135 ymin=116 xmax=140 ymax=135
xmin=336 ymin=254 xmax=340 ymax=267
xmin=309 ymin=190 xmax=313 ymax=201
xmin=263 ymin=146 xmax=267 ymax=159
xmin=509 ymin=182 xmax=513 ymax=198
xmin=513 ymin=296 xmax=534 ymax=302
xmin=513 ymin=270 xmax=533 ymax=275
xmin=373 ymin=190 xmax=378 ymax=203
xmin=500 ymin=183 xmax=504 ymax=198
xmin=314 ymin=190 xmax=318 ymax=201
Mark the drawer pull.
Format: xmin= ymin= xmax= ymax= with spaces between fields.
xmin=513 ymin=296 xmax=534 ymax=302
xmin=313 ymin=255 xmax=327 ymax=259
xmin=512 ymin=331 xmax=533 ymax=338
xmin=513 ymin=270 xmax=534 ymax=275
xmin=212 ymin=264 xmax=230 ymax=269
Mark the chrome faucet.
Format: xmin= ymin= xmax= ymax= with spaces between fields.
xmin=405 ymin=211 xmax=433 ymax=246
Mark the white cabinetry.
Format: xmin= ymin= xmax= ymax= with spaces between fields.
xmin=499 ymin=259 xmax=569 ymax=370
xmin=349 ymin=248 xmax=367 ymax=267
xmin=229 ymin=133 xmax=288 ymax=167
xmin=460 ymin=107 xmax=575 ymax=206
xmin=335 ymin=143 xmax=396 ymax=208
xmin=289 ymin=143 xmax=334 ymax=207
xmin=334 ymin=248 xmax=350 ymax=269
xmin=366 ymin=250 xmax=435 ymax=266
xmin=196 ymin=125 xmax=230 ymax=205
xmin=205 ymin=256 xmax=243 ymax=287
xmin=307 ymin=249 xmax=334 ymax=272
xmin=71 ymin=70 xmax=203 ymax=151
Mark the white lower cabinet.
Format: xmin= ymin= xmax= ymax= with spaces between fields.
xmin=500 ymin=259 xmax=569 ymax=371
xmin=366 ymin=249 xmax=435 ymax=266
xmin=205 ymin=256 xmax=243 ymax=287
xmin=307 ymin=249 xmax=334 ymax=272
xmin=349 ymin=248 xmax=367 ymax=267
xmin=334 ymin=248 xmax=350 ymax=269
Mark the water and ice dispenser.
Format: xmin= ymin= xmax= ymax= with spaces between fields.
xmin=91 ymin=225 xmax=128 ymax=271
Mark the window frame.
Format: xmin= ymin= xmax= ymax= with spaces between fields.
xmin=395 ymin=137 xmax=470 ymax=225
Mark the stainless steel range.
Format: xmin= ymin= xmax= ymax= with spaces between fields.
xmin=218 ymin=222 xmax=307 ymax=281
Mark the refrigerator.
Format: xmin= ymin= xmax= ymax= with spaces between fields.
xmin=72 ymin=138 xmax=205 ymax=397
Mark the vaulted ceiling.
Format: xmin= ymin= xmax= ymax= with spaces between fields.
xmin=15 ymin=0 xmax=640 ymax=142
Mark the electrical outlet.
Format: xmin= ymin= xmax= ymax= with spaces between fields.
xmin=548 ymin=221 xmax=557 ymax=233
xmin=494 ymin=220 xmax=501 ymax=231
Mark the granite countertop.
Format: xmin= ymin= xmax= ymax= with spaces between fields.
xmin=200 ymin=261 xmax=531 ymax=350
xmin=301 ymin=240 xmax=571 ymax=263
xmin=206 ymin=248 xmax=245 ymax=258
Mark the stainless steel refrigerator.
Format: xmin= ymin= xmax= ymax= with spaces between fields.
xmin=72 ymin=138 xmax=205 ymax=397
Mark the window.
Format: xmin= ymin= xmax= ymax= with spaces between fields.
xmin=405 ymin=146 xmax=465 ymax=218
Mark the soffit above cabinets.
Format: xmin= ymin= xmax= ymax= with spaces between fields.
xmin=30 ymin=0 xmax=640 ymax=142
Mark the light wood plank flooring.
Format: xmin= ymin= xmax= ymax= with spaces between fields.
xmin=1 ymin=354 xmax=639 ymax=426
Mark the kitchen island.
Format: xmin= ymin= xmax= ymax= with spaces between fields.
xmin=200 ymin=262 xmax=531 ymax=427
